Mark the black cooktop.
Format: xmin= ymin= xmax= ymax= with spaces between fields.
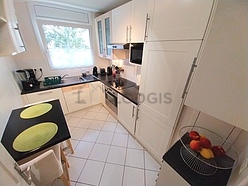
xmin=107 ymin=77 xmax=136 ymax=90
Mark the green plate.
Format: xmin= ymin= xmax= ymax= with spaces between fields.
xmin=13 ymin=122 xmax=58 ymax=152
xmin=20 ymin=103 xmax=52 ymax=119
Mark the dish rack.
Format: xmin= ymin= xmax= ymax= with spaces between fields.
xmin=43 ymin=76 xmax=62 ymax=86
xmin=179 ymin=126 xmax=238 ymax=176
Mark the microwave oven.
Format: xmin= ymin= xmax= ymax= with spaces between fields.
xmin=129 ymin=43 xmax=144 ymax=66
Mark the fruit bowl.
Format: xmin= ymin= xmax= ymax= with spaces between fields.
xmin=179 ymin=126 xmax=238 ymax=176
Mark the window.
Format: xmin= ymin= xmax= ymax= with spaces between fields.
xmin=38 ymin=21 xmax=93 ymax=70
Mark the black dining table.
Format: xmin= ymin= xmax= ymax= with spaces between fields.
xmin=1 ymin=99 xmax=71 ymax=162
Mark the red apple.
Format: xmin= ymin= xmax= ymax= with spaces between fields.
xmin=190 ymin=140 xmax=202 ymax=151
xmin=189 ymin=131 xmax=200 ymax=140
xmin=211 ymin=145 xmax=226 ymax=157
xmin=200 ymin=137 xmax=212 ymax=149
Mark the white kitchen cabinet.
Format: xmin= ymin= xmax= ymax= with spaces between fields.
xmin=95 ymin=11 xmax=112 ymax=59
xmin=89 ymin=81 xmax=101 ymax=106
xmin=112 ymin=0 xmax=148 ymax=43
xmin=156 ymin=161 xmax=190 ymax=186
xmin=137 ymin=40 xmax=202 ymax=161
xmin=99 ymin=82 xmax=106 ymax=106
xmin=185 ymin=0 xmax=248 ymax=131
xmin=118 ymin=94 xmax=137 ymax=135
xmin=136 ymin=107 xmax=173 ymax=162
xmin=146 ymin=0 xmax=214 ymax=41
xmin=111 ymin=2 xmax=131 ymax=43
xmin=25 ymin=88 xmax=68 ymax=114
xmin=0 ymin=0 xmax=26 ymax=56
xmin=62 ymin=84 xmax=91 ymax=113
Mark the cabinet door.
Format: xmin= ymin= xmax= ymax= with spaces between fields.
xmin=147 ymin=0 xmax=213 ymax=41
xmin=118 ymin=94 xmax=137 ymax=135
xmin=136 ymin=107 xmax=173 ymax=162
xmin=139 ymin=41 xmax=201 ymax=127
xmin=112 ymin=2 xmax=131 ymax=43
xmin=62 ymin=84 xmax=91 ymax=113
xmin=95 ymin=11 xmax=112 ymax=59
xmin=130 ymin=0 xmax=148 ymax=42
xmin=185 ymin=0 xmax=248 ymax=131
xmin=25 ymin=88 xmax=68 ymax=114
xmin=89 ymin=81 xmax=101 ymax=106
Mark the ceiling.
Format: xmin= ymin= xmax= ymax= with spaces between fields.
xmin=13 ymin=0 xmax=131 ymax=12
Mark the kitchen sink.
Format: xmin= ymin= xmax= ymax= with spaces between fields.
xmin=61 ymin=76 xmax=85 ymax=84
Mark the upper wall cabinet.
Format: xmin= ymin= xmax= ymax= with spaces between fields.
xmin=0 ymin=0 xmax=26 ymax=56
xmin=112 ymin=0 xmax=148 ymax=43
xmin=146 ymin=0 xmax=214 ymax=41
xmin=185 ymin=0 xmax=248 ymax=131
xmin=95 ymin=11 xmax=112 ymax=59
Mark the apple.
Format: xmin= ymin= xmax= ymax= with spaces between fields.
xmin=200 ymin=137 xmax=212 ymax=149
xmin=189 ymin=140 xmax=202 ymax=151
xmin=189 ymin=131 xmax=200 ymax=140
xmin=211 ymin=145 xmax=226 ymax=157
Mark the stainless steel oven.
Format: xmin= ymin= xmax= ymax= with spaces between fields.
xmin=105 ymin=85 xmax=118 ymax=115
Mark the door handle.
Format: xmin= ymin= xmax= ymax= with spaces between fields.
xmin=144 ymin=14 xmax=150 ymax=41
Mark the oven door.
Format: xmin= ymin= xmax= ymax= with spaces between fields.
xmin=105 ymin=88 xmax=118 ymax=115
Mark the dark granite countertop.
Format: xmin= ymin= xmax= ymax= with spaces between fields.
xmin=1 ymin=99 xmax=70 ymax=162
xmin=21 ymin=74 xmax=139 ymax=105
xmin=163 ymin=133 xmax=233 ymax=186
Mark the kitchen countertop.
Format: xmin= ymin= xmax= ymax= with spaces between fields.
xmin=1 ymin=99 xmax=71 ymax=162
xmin=163 ymin=133 xmax=233 ymax=186
xmin=21 ymin=74 xmax=139 ymax=105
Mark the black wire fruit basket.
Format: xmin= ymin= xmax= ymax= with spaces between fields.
xmin=179 ymin=126 xmax=238 ymax=176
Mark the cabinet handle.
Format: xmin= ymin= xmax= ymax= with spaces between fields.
xmin=144 ymin=13 xmax=150 ymax=41
xmin=182 ymin=57 xmax=197 ymax=99
xmin=132 ymin=106 xmax=135 ymax=118
xmin=72 ymin=90 xmax=83 ymax=94
xmin=38 ymin=91 xmax=52 ymax=95
xmin=129 ymin=25 xmax=132 ymax=42
xmin=126 ymin=26 xmax=129 ymax=42
xmin=14 ymin=23 xmax=26 ymax=50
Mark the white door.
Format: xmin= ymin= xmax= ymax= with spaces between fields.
xmin=147 ymin=0 xmax=214 ymax=41
xmin=112 ymin=2 xmax=131 ymax=43
xmin=139 ymin=41 xmax=202 ymax=127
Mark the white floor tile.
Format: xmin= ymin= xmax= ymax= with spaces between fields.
xmin=83 ymin=111 xmax=98 ymax=119
xmin=96 ymin=131 xmax=114 ymax=145
xmin=75 ymin=183 xmax=89 ymax=186
xmin=70 ymin=127 xmax=87 ymax=140
xmin=95 ymin=112 xmax=108 ymax=121
xmin=89 ymin=120 xmax=105 ymax=130
xmin=81 ymin=129 xmax=100 ymax=143
xmin=72 ymin=141 xmax=94 ymax=159
xmin=67 ymin=117 xmax=81 ymax=127
xmin=144 ymin=151 xmax=161 ymax=171
xmin=89 ymin=143 xmax=110 ymax=162
xmin=69 ymin=110 xmax=88 ymax=118
xmin=128 ymin=135 xmax=143 ymax=150
xmin=102 ymin=121 xmax=117 ymax=132
xmin=99 ymin=106 xmax=109 ymax=113
xmin=106 ymin=114 xmax=117 ymax=122
xmin=111 ymin=133 xmax=128 ymax=147
xmin=78 ymin=160 xmax=105 ymax=185
xmin=123 ymin=166 xmax=145 ymax=186
xmin=107 ymin=146 xmax=126 ymax=165
xmin=125 ymin=148 xmax=144 ymax=169
xmin=68 ymin=157 xmax=87 ymax=182
xmin=76 ymin=118 xmax=93 ymax=128
xmin=145 ymin=170 xmax=158 ymax=186
xmin=115 ymin=123 xmax=129 ymax=134
xmin=99 ymin=163 xmax=124 ymax=186
xmin=88 ymin=105 xmax=102 ymax=112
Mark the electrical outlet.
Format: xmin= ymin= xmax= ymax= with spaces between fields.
xmin=239 ymin=158 xmax=248 ymax=174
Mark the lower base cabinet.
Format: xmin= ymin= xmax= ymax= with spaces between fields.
xmin=135 ymin=107 xmax=173 ymax=162
xmin=24 ymin=88 xmax=68 ymax=114
xmin=62 ymin=84 xmax=91 ymax=113
xmin=156 ymin=161 xmax=190 ymax=186
xmin=118 ymin=94 xmax=137 ymax=135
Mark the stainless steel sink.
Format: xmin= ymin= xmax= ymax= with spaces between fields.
xmin=61 ymin=76 xmax=85 ymax=84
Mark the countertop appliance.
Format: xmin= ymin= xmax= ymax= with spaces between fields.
xmin=93 ymin=66 xmax=98 ymax=76
xmin=100 ymin=68 xmax=106 ymax=76
xmin=104 ymin=85 xmax=118 ymax=115
xmin=107 ymin=66 xmax=112 ymax=76
xmin=16 ymin=69 xmax=36 ymax=91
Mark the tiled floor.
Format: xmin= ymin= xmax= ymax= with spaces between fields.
xmin=53 ymin=104 xmax=160 ymax=186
